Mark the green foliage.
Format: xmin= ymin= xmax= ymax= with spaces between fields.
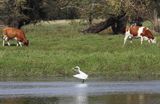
xmin=106 ymin=0 xmax=122 ymax=15
xmin=66 ymin=0 xmax=159 ymax=24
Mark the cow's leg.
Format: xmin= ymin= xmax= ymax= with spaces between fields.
xmin=16 ymin=41 xmax=19 ymax=46
xmin=123 ymin=36 xmax=128 ymax=46
xmin=129 ymin=36 xmax=133 ymax=43
xmin=123 ymin=33 xmax=130 ymax=46
xmin=7 ymin=41 xmax=10 ymax=46
xmin=14 ymin=38 xmax=19 ymax=46
xmin=2 ymin=36 xmax=5 ymax=46
xmin=148 ymin=39 xmax=151 ymax=44
xmin=2 ymin=36 xmax=6 ymax=46
xmin=2 ymin=40 xmax=5 ymax=46
xmin=17 ymin=41 xmax=22 ymax=47
xmin=6 ymin=38 xmax=10 ymax=46
xmin=18 ymin=42 xmax=23 ymax=47
xmin=140 ymin=36 xmax=143 ymax=45
xmin=3 ymin=36 xmax=10 ymax=46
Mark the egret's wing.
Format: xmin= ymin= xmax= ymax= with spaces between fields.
xmin=79 ymin=71 xmax=88 ymax=79
xmin=73 ymin=74 xmax=86 ymax=79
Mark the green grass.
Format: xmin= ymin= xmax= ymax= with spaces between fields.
xmin=0 ymin=21 xmax=160 ymax=81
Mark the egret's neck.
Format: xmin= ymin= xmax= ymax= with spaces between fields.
xmin=77 ymin=68 xmax=81 ymax=73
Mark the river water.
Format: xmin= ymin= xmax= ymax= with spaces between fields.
xmin=0 ymin=80 xmax=160 ymax=104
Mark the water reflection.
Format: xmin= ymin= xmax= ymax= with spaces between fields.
xmin=74 ymin=84 xmax=88 ymax=104
xmin=126 ymin=94 xmax=145 ymax=104
xmin=1 ymin=94 xmax=160 ymax=104
xmin=1 ymin=81 xmax=160 ymax=104
xmin=58 ymin=83 xmax=88 ymax=104
xmin=139 ymin=94 xmax=145 ymax=104
xmin=89 ymin=94 xmax=160 ymax=104
xmin=0 ymin=97 xmax=59 ymax=104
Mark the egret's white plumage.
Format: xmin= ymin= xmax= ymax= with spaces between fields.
xmin=73 ymin=66 xmax=88 ymax=83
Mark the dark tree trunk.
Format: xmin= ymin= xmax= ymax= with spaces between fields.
xmin=82 ymin=13 xmax=127 ymax=34
xmin=82 ymin=17 xmax=116 ymax=33
xmin=153 ymin=9 xmax=160 ymax=32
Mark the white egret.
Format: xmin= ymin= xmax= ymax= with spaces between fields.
xmin=73 ymin=66 xmax=88 ymax=83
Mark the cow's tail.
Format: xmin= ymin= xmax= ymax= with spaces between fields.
xmin=1 ymin=29 xmax=4 ymax=40
xmin=2 ymin=27 xmax=7 ymax=40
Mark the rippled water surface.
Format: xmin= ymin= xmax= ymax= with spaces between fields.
xmin=0 ymin=81 xmax=160 ymax=104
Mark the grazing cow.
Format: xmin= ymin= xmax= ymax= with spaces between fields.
xmin=123 ymin=25 xmax=156 ymax=46
xmin=2 ymin=27 xmax=29 ymax=47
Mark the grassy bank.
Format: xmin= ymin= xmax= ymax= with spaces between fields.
xmin=0 ymin=21 xmax=160 ymax=80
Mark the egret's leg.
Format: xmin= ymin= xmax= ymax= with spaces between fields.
xmin=82 ymin=79 xmax=85 ymax=83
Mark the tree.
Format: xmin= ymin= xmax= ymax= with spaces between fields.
xmin=82 ymin=12 xmax=127 ymax=34
xmin=0 ymin=0 xmax=79 ymax=28
xmin=78 ymin=0 xmax=160 ymax=33
xmin=0 ymin=0 xmax=46 ymax=28
xmin=0 ymin=0 xmax=159 ymax=32
xmin=78 ymin=0 xmax=128 ymax=34
xmin=152 ymin=0 xmax=160 ymax=32
xmin=122 ymin=0 xmax=160 ymax=32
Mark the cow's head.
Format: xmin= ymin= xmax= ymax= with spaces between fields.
xmin=24 ymin=40 xmax=29 ymax=46
xmin=149 ymin=38 xmax=156 ymax=44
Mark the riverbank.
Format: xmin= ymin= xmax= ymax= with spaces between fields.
xmin=0 ymin=21 xmax=160 ymax=81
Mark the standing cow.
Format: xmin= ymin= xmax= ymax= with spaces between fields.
xmin=2 ymin=27 xmax=29 ymax=47
xmin=123 ymin=25 xmax=156 ymax=46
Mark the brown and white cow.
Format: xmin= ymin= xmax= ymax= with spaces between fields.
xmin=123 ymin=25 xmax=156 ymax=46
xmin=2 ymin=27 xmax=29 ymax=47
